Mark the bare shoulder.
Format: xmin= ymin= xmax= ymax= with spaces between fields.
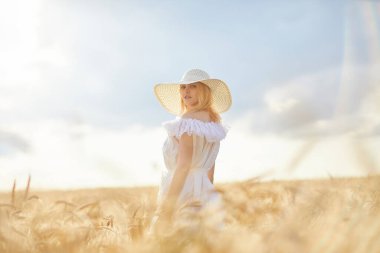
xmin=182 ymin=110 xmax=211 ymax=122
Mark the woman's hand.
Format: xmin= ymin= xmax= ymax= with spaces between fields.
xmin=150 ymin=205 xmax=174 ymax=235
xmin=155 ymin=201 xmax=175 ymax=221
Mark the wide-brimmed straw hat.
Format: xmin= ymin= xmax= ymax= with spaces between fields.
xmin=154 ymin=69 xmax=232 ymax=115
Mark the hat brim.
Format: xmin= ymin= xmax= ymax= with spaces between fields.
xmin=154 ymin=79 xmax=232 ymax=115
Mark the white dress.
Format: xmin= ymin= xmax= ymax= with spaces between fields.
xmin=149 ymin=117 xmax=228 ymax=232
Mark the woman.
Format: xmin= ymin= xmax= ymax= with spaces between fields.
xmin=149 ymin=68 xmax=232 ymax=234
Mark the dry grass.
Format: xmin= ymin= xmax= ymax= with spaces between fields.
xmin=0 ymin=175 xmax=379 ymax=253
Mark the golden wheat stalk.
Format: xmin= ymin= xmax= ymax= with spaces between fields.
xmin=11 ymin=179 xmax=16 ymax=206
xmin=24 ymin=174 xmax=31 ymax=201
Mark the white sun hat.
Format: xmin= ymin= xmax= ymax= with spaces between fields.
xmin=154 ymin=69 xmax=232 ymax=115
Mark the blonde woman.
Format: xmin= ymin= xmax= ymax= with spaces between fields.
xmin=149 ymin=69 xmax=232 ymax=234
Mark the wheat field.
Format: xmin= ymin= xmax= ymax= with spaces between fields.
xmin=0 ymin=175 xmax=379 ymax=253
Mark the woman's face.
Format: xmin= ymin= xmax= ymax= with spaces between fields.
xmin=179 ymin=82 xmax=200 ymax=109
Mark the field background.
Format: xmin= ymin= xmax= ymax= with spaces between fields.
xmin=1 ymin=175 xmax=379 ymax=253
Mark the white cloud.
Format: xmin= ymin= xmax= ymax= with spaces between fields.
xmin=0 ymin=119 xmax=166 ymax=190
xmin=240 ymin=61 xmax=380 ymax=138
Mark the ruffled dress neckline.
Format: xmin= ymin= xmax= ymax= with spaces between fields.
xmin=162 ymin=117 xmax=229 ymax=142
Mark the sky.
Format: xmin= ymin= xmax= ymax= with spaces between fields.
xmin=0 ymin=0 xmax=379 ymax=190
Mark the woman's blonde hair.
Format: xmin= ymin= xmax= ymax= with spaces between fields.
xmin=180 ymin=82 xmax=221 ymax=123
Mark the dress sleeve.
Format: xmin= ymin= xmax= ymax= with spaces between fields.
xmin=162 ymin=118 xmax=228 ymax=142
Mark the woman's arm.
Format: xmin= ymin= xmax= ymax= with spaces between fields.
xmin=158 ymin=133 xmax=193 ymax=217
xmin=208 ymin=163 xmax=215 ymax=184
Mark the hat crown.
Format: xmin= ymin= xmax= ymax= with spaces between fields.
xmin=181 ymin=69 xmax=210 ymax=83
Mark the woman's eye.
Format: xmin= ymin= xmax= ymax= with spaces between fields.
xmin=180 ymin=85 xmax=186 ymax=89
xmin=190 ymin=84 xmax=197 ymax=88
